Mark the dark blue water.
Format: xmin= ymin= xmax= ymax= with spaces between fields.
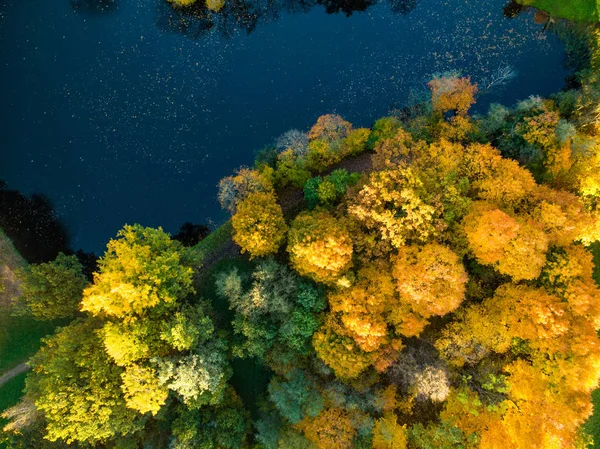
xmin=1 ymin=0 xmax=567 ymax=253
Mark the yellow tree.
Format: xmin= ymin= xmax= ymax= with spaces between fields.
xmin=348 ymin=167 xmax=440 ymax=248
xmin=81 ymin=225 xmax=194 ymax=318
xmin=371 ymin=127 xmax=424 ymax=170
xmin=287 ymin=209 xmax=353 ymax=284
xmin=428 ymin=76 xmax=478 ymax=116
xmin=531 ymin=185 xmax=593 ymax=247
xmin=297 ymin=408 xmax=357 ymax=449
xmin=541 ymin=245 xmax=600 ymax=326
xmin=391 ymin=243 xmax=468 ymax=318
xmin=312 ymin=317 xmax=374 ymax=379
xmin=328 ymin=262 xmax=396 ymax=353
xmin=484 ymin=359 xmax=595 ymax=449
xmin=218 ymin=167 xmax=273 ymax=214
xmin=464 ymin=143 xmax=536 ymax=206
xmin=462 ymin=202 xmax=548 ymax=280
xmin=436 ymin=284 xmax=572 ymax=367
xmin=327 ymin=259 xmax=431 ymax=362
xmin=232 ymin=191 xmax=287 ymax=258
xmin=372 ymin=413 xmax=408 ymax=449
xmin=120 ymin=364 xmax=169 ymax=416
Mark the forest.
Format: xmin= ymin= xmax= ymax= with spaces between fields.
xmin=2 ymin=2 xmax=600 ymax=449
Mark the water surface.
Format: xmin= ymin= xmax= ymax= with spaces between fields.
xmin=0 ymin=0 xmax=568 ymax=252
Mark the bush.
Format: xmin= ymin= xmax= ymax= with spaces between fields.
xmin=303 ymin=170 xmax=361 ymax=209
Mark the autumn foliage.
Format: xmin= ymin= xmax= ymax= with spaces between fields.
xmin=7 ymin=73 xmax=600 ymax=449
xmin=428 ymin=75 xmax=478 ymax=115
xmin=232 ymin=191 xmax=287 ymax=258
xmin=391 ymin=243 xmax=467 ymax=317
xmin=287 ymin=209 xmax=353 ymax=284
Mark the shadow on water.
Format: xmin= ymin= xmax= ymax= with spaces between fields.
xmin=156 ymin=0 xmax=418 ymax=39
xmin=70 ymin=0 xmax=118 ymax=14
xmin=0 ymin=181 xmax=70 ymax=264
xmin=320 ymin=0 xmax=377 ymax=16
xmin=502 ymin=0 xmax=526 ymax=19
xmin=388 ymin=0 xmax=416 ymax=15
xmin=173 ymin=222 xmax=211 ymax=247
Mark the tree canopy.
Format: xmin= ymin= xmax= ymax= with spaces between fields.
xmin=5 ymin=65 xmax=600 ymax=449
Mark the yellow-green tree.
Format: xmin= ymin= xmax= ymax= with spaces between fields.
xmin=17 ymin=253 xmax=88 ymax=320
xmin=24 ymin=320 xmax=144 ymax=445
xmin=287 ymin=209 xmax=353 ymax=284
xmin=312 ymin=317 xmax=373 ymax=379
xmin=372 ymin=413 xmax=408 ymax=449
xmin=81 ymin=224 xmax=194 ymax=318
xmin=232 ymin=191 xmax=287 ymax=258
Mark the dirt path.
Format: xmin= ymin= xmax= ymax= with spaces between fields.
xmin=0 ymin=363 xmax=30 ymax=387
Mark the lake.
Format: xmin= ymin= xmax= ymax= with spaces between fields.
xmin=0 ymin=0 xmax=568 ymax=253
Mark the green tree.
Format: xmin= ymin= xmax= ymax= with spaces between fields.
xmin=17 ymin=253 xmax=87 ymax=320
xmin=268 ymin=369 xmax=324 ymax=424
xmin=24 ymin=320 xmax=144 ymax=445
xmin=215 ymin=261 xmax=325 ymax=359
xmin=169 ymin=388 xmax=250 ymax=449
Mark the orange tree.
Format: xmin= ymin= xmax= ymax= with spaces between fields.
xmin=228 ymin=75 xmax=600 ymax=448
xmin=9 ymin=74 xmax=600 ymax=449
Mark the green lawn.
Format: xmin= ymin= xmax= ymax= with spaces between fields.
xmin=0 ymin=373 xmax=27 ymax=449
xmin=0 ymin=373 xmax=26 ymax=414
xmin=517 ymin=0 xmax=600 ymax=22
xmin=0 ymin=312 xmax=57 ymax=373
xmin=586 ymin=389 xmax=600 ymax=447
xmin=0 ymin=229 xmax=63 ymax=434
xmin=584 ymin=243 xmax=600 ymax=447
xmin=188 ymin=220 xmax=234 ymax=266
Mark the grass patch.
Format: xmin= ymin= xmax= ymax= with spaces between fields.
xmin=0 ymin=229 xmax=59 ymax=374
xmin=585 ymin=243 xmax=600 ymax=447
xmin=188 ymin=220 xmax=233 ymax=265
xmin=0 ymin=312 xmax=57 ymax=373
xmin=0 ymin=372 xmax=26 ymax=412
xmin=586 ymin=389 xmax=600 ymax=447
xmin=517 ymin=0 xmax=600 ymax=23
xmin=0 ymin=373 xmax=27 ymax=449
